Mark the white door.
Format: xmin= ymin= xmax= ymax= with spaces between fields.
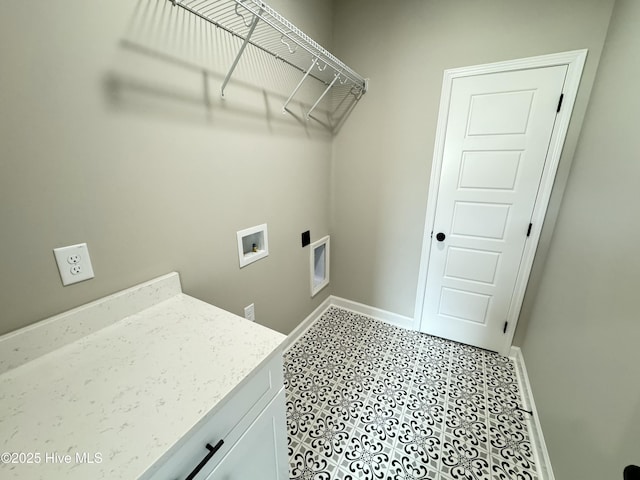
xmin=420 ymin=65 xmax=567 ymax=352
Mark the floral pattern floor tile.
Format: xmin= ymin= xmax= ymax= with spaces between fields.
xmin=284 ymin=307 xmax=537 ymax=480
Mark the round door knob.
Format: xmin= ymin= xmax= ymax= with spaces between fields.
xmin=436 ymin=232 xmax=446 ymax=242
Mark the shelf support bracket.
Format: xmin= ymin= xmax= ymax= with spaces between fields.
xmin=221 ymin=8 xmax=262 ymax=97
xmin=282 ymin=57 xmax=318 ymax=114
xmin=306 ymin=71 xmax=340 ymax=120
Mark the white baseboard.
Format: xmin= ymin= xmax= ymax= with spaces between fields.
xmin=510 ymin=346 xmax=555 ymax=480
xmin=286 ymin=296 xmax=415 ymax=351
xmin=283 ymin=296 xmax=332 ymax=351
xmin=329 ymin=296 xmax=415 ymax=330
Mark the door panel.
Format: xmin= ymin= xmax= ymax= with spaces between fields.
xmin=439 ymin=288 xmax=491 ymax=324
xmin=421 ymin=65 xmax=567 ymax=351
xmin=459 ymin=151 xmax=521 ymax=190
xmin=451 ymin=202 xmax=511 ymax=239
xmin=444 ymin=247 xmax=500 ymax=285
xmin=467 ymin=90 xmax=535 ymax=135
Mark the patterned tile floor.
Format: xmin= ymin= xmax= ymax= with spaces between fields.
xmin=283 ymin=307 xmax=537 ymax=480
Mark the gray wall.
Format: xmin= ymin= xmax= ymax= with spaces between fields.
xmin=330 ymin=0 xmax=615 ymax=337
xmin=521 ymin=0 xmax=640 ymax=478
xmin=0 ymin=0 xmax=335 ymax=336
xmin=2 ymin=1 xmax=638 ymax=477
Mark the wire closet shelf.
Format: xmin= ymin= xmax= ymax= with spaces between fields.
xmin=169 ymin=0 xmax=368 ymax=119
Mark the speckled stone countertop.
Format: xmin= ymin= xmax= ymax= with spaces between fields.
xmin=0 ymin=273 xmax=286 ymax=480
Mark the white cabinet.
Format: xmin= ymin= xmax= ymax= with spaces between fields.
xmin=0 ymin=272 xmax=288 ymax=480
xmin=145 ymin=354 xmax=288 ymax=480
xmin=205 ymin=388 xmax=287 ymax=480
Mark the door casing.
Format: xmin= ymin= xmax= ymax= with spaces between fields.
xmin=414 ymin=50 xmax=588 ymax=355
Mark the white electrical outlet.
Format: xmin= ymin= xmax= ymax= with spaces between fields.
xmin=244 ymin=303 xmax=255 ymax=322
xmin=53 ymin=243 xmax=95 ymax=286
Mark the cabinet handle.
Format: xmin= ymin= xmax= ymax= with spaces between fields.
xmin=185 ymin=439 xmax=224 ymax=480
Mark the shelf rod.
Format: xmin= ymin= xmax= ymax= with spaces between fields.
xmin=282 ymin=57 xmax=318 ymax=114
xmin=221 ymin=8 xmax=262 ymax=97
xmin=307 ymin=72 xmax=340 ymax=120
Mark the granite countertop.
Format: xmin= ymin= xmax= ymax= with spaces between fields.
xmin=0 ymin=274 xmax=286 ymax=480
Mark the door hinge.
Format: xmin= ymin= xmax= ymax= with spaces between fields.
xmin=526 ymin=223 xmax=533 ymax=237
xmin=503 ymin=321 xmax=508 ymax=334
xmin=556 ymin=93 xmax=564 ymax=113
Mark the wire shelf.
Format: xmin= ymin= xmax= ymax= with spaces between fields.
xmin=170 ymin=0 xmax=367 ymax=119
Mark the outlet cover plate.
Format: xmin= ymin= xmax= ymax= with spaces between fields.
xmin=53 ymin=243 xmax=95 ymax=286
xmin=244 ymin=303 xmax=255 ymax=322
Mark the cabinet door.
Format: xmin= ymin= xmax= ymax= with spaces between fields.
xmin=205 ymin=388 xmax=288 ymax=480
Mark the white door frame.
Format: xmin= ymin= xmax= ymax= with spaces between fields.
xmin=414 ymin=50 xmax=588 ymax=355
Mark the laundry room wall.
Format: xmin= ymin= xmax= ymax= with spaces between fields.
xmin=520 ymin=0 xmax=640 ymax=477
xmin=0 ymin=0 xmax=335 ymax=335
xmin=330 ymin=0 xmax=615 ymax=334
